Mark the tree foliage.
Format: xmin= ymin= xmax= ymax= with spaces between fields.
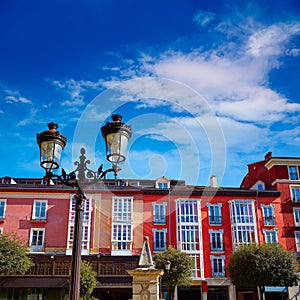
xmin=229 ymin=243 xmax=299 ymax=288
xmin=0 ymin=233 xmax=33 ymax=275
xmin=80 ymin=261 xmax=98 ymax=298
xmin=154 ymin=247 xmax=193 ymax=299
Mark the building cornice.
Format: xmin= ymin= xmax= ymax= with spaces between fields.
xmin=265 ymin=158 xmax=300 ymax=170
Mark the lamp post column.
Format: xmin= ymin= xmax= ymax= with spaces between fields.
xmin=69 ymin=190 xmax=85 ymax=300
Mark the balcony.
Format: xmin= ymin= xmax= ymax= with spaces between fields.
xmin=153 ymin=242 xmax=167 ymax=252
xmin=210 ymin=243 xmax=224 ymax=252
xmin=28 ymin=254 xmax=139 ymax=276
xmin=153 ymin=215 xmax=166 ymax=225
xmin=111 ymin=241 xmax=132 ymax=256
xmin=264 ymin=216 xmax=275 ymax=226
xmin=30 ymin=244 xmax=44 ymax=253
xmin=209 ymin=216 xmax=222 ymax=225
xmin=212 ymin=271 xmax=225 ymax=278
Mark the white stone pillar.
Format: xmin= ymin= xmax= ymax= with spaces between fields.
xmin=127 ymin=268 xmax=164 ymax=300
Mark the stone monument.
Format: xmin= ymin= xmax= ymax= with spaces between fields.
xmin=127 ymin=236 xmax=164 ymax=300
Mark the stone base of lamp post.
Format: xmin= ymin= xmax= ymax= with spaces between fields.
xmin=127 ymin=268 xmax=164 ymax=300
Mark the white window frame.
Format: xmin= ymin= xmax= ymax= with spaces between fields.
xmin=230 ymin=200 xmax=258 ymax=250
xmin=291 ymin=186 xmax=300 ymax=203
xmin=210 ymin=255 xmax=225 ymax=278
xmin=207 ymin=203 xmax=222 ymax=225
xmin=288 ymin=166 xmax=299 ymax=180
xmin=152 ymin=228 xmax=167 ymax=251
xmin=176 ymin=198 xmax=204 ymax=279
xmin=152 ymin=202 xmax=167 ymax=224
xmin=0 ymin=227 xmax=3 ymax=234
xmin=32 ymin=200 xmax=48 ymax=220
xmin=111 ymin=196 xmax=133 ymax=255
xmin=261 ymin=204 xmax=275 ymax=226
xmin=263 ymin=229 xmax=278 ymax=243
xmin=209 ymin=229 xmax=224 ymax=252
xmin=190 ymin=254 xmax=201 ymax=278
xmin=294 ymin=208 xmax=300 ymax=227
xmin=66 ymin=196 xmax=91 ymax=255
xmin=295 ymin=232 xmax=300 ymax=252
xmin=0 ymin=199 xmax=7 ymax=220
xmin=30 ymin=228 xmax=45 ymax=252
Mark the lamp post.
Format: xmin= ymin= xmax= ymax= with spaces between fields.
xmin=165 ymin=260 xmax=171 ymax=300
xmin=36 ymin=114 xmax=132 ymax=300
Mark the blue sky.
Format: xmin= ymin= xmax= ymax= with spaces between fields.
xmin=0 ymin=0 xmax=300 ymax=187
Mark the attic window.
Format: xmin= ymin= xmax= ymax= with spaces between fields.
xmin=155 ymin=176 xmax=170 ymax=189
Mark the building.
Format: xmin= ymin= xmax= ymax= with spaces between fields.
xmin=0 ymin=171 xmax=288 ymax=300
xmin=241 ymin=152 xmax=300 ymax=254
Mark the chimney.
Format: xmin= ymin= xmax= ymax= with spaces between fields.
xmin=210 ymin=175 xmax=218 ymax=188
xmin=265 ymin=152 xmax=272 ymax=160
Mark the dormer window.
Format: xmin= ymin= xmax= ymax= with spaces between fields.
xmin=155 ymin=176 xmax=170 ymax=189
xmin=288 ymin=166 xmax=299 ymax=180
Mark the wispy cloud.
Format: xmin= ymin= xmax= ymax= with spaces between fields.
xmin=51 ymin=78 xmax=105 ymax=107
xmin=3 ymin=89 xmax=32 ymax=104
xmin=16 ymin=108 xmax=38 ymax=126
xmin=193 ymin=10 xmax=216 ymax=28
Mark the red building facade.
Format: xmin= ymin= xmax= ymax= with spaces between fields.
xmin=0 ymin=163 xmax=298 ymax=300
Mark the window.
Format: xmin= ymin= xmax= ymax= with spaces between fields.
xmin=176 ymin=199 xmax=203 ymax=278
xmin=263 ymin=229 xmax=278 ymax=243
xmin=112 ymin=224 xmax=132 ymax=251
xmin=230 ymin=200 xmax=257 ymax=250
xmin=291 ymin=186 xmax=300 ymax=202
xmin=190 ymin=254 xmax=201 ymax=278
xmin=178 ymin=200 xmax=199 ymax=223
xmin=113 ymin=197 xmax=132 ymax=222
xmin=153 ymin=203 xmax=166 ymax=224
xmin=111 ymin=197 xmax=133 ymax=255
xmin=261 ymin=204 xmax=275 ymax=226
xmin=180 ymin=225 xmax=200 ymax=251
xmin=0 ymin=200 xmax=7 ymax=220
xmin=0 ymin=227 xmax=3 ymax=234
xmin=68 ymin=224 xmax=90 ymax=250
xmin=294 ymin=208 xmax=300 ymax=227
xmin=30 ymin=228 xmax=45 ymax=252
xmin=209 ymin=229 xmax=224 ymax=251
xmin=210 ymin=256 xmax=225 ymax=277
xmin=295 ymin=232 xmax=300 ymax=251
xmin=152 ymin=229 xmax=167 ymax=251
xmin=288 ymin=166 xmax=299 ymax=180
xmin=32 ymin=200 xmax=47 ymax=220
xmin=177 ymin=199 xmax=201 ymax=252
xmin=207 ymin=203 xmax=222 ymax=225
xmin=67 ymin=196 xmax=91 ymax=255
xmin=155 ymin=177 xmax=170 ymax=189
xmin=158 ymin=182 xmax=168 ymax=189
xmin=231 ymin=201 xmax=254 ymax=223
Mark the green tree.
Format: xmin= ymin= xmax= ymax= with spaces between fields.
xmin=80 ymin=261 xmax=98 ymax=299
xmin=0 ymin=233 xmax=33 ymax=275
xmin=229 ymin=243 xmax=299 ymax=296
xmin=154 ymin=247 xmax=193 ymax=300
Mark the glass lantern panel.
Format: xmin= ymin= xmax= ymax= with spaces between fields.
xmin=106 ymin=132 xmax=129 ymax=163
xmin=40 ymin=141 xmax=63 ymax=171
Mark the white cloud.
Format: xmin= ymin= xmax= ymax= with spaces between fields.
xmin=4 ymin=89 xmax=32 ymax=104
xmin=286 ymin=48 xmax=300 ymax=57
xmin=132 ymin=21 xmax=300 ymax=124
xmin=246 ymin=23 xmax=300 ymax=57
xmin=16 ymin=108 xmax=38 ymax=126
xmin=51 ymin=78 xmax=105 ymax=107
xmin=193 ymin=10 xmax=215 ymax=28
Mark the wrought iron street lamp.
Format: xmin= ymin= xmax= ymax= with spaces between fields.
xmin=37 ymin=114 xmax=132 ymax=300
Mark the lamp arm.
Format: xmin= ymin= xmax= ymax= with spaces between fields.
xmin=44 ymin=147 xmax=118 ymax=187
